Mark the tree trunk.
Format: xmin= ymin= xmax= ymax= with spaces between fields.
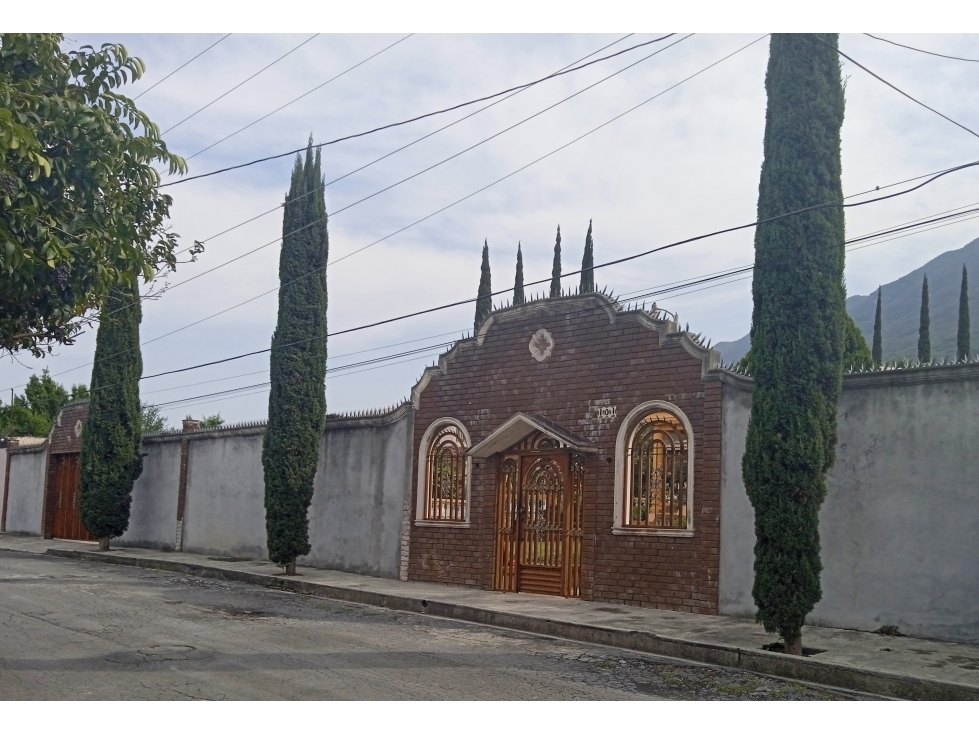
xmin=285 ymin=561 xmax=296 ymax=576
xmin=783 ymin=632 xmax=803 ymax=656
xmin=99 ymin=536 xmax=110 ymax=552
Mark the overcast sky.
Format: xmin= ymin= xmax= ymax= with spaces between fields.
xmin=4 ymin=32 xmax=979 ymax=428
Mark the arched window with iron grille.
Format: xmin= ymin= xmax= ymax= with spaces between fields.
xmin=624 ymin=410 xmax=689 ymax=529
xmin=423 ymin=422 xmax=469 ymax=522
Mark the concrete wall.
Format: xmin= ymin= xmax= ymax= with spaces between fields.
xmin=304 ymin=411 xmax=413 ymax=578
xmin=116 ymin=440 xmax=182 ymax=551
xmin=719 ymin=366 xmax=979 ymax=643
xmin=182 ymin=431 xmax=268 ymax=560
xmin=3 ymin=446 xmax=48 ymax=535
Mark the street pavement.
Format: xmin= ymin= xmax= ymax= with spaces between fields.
xmin=0 ymin=550 xmax=856 ymax=700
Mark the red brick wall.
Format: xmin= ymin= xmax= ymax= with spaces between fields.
xmin=408 ymin=295 xmax=722 ymax=614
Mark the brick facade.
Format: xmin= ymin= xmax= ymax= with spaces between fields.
xmin=407 ymin=293 xmax=724 ymax=614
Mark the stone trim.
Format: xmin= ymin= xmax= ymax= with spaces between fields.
xmin=612 ymin=400 xmax=696 ymax=536
xmin=414 ymin=417 xmax=473 ymax=527
xmin=714 ymin=360 xmax=979 ymax=393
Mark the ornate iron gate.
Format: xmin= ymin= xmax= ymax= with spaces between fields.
xmin=494 ymin=452 xmax=584 ymax=597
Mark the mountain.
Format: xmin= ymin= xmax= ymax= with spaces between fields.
xmin=715 ymin=235 xmax=979 ymax=365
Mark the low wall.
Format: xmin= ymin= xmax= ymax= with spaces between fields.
xmin=116 ymin=440 xmax=183 ymax=551
xmin=719 ymin=365 xmax=979 ymax=643
xmin=3 ymin=444 xmax=47 ymax=535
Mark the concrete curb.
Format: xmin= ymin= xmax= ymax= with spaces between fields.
xmin=44 ymin=548 xmax=979 ymax=701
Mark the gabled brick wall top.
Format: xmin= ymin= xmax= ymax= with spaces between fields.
xmin=408 ymin=293 xmax=724 ymax=614
xmin=48 ymin=401 xmax=89 ymax=455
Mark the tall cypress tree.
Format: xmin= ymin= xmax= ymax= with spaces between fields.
xmin=580 ymin=219 xmax=595 ymax=293
xmin=513 ymin=242 xmax=525 ymax=306
xmin=549 ymin=225 xmax=562 ymax=297
xmin=958 ymin=265 xmax=970 ymax=361
xmin=918 ymin=274 xmax=930 ymax=364
xmin=475 ymin=240 xmax=492 ymax=329
xmin=263 ymin=141 xmax=328 ymax=575
xmin=872 ymin=287 xmax=883 ymax=367
xmin=742 ymin=34 xmax=846 ymax=656
xmin=79 ymin=280 xmax=143 ymax=551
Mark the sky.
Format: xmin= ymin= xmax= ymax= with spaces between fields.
xmin=4 ymin=32 xmax=979 ymax=429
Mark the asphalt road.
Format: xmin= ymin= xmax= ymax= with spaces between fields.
xmin=0 ymin=550 xmax=857 ymax=700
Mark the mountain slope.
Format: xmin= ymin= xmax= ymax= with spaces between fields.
xmin=716 ymin=235 xmax=979 ymax=364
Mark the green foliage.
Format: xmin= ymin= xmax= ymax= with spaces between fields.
xmin=140 ymin=402 xmax=168 ymax=434
xmin=549 ymin=225 xmax=562 ymax=297
xmin=958 ymin=266 xmax=970 ymax=361
xmin=872 ymin=287 xmax=883 ymax=367
xmin=475 ymin=240 xmax=492 ymax=329
xmin=262 ymin=141 xmax=328 ymax=568
xmin=513 ymin=242 xmax=525 ymax=306
xmin=79 ymin=280 xmax=143 ymax=540
xmin=843 ymin=313 xmax=872 ymax=369
xmin=741 ymin=34 xmax=846 ymax=648
xmin=580 ymin=219 xmax=595 ymax=293
xmin=199 ymin=413 xmax=224 ymax=429
xmin=918 ymin=274 xmax=930 ymax=364
xmin=0 ymin=367 xmax=87 ymax=437
xmin=0 ymin=33 xmax=194 ymax=357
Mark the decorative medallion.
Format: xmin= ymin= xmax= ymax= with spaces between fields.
xmin=74 ymin=419 xmax=83 ymax=438
xmin=529 ymin=328 xmax=555 ymax=362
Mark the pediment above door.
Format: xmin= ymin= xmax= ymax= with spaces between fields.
xmin=467 ymin=412 xmax=597 ymax=458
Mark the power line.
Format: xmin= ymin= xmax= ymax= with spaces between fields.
xmin=813 ymin=34 xmax=979 ymax=140
xmin=134 ymin=34 xmax=231 ymax=100
xmin=159 ymin=33 xmax=679 ymax=187
xmin=864 ymin=34 xmax=979 ymax=63
xmin=161 ymin=34 xmax=319 ymax=135
xmin=185 ymin=34 xmax=414 ymax=161
xmin=172 ymin=33 xmax=636 ymax=257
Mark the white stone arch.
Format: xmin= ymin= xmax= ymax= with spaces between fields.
xmin=415 ymin=417 xmax=472 ymax=526
xmin=613 ymin=400 xmax=695 ymax=536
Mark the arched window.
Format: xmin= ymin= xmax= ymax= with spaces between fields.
xmin=613 ymin=401 xmax=694 ymax=535
xmin=418 ymin=420 xmax=471 ymax=523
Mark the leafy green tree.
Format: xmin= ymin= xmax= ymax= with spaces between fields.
xmin=549 ymin=226 xmax=562 ymax=297
xmin=958 ymin=265 xmax=970 ymax=361
xmin=843 ymin=313 xmax=872 ymax=369
xmin=0 ymin=33 xmax=192 ymax=358
xmin=0 ymin=402 xmax=50 ymax=437
xmin=742 ymin=34 xmax=846 ymax=656
xmin=262 ymin=141 xmax=328 ymax=575
xmin=513 ymin=242 xmax=525 ymax=306
xmin=140 ymin=402 xmax=168 ymax=434
xmin=872 ymin=287 xmax=883 ymax=367
xmin=23 ymin=368 xmax=68 ymax=423
xmin=199 ymin=413 xmax=224 ymax=429
xmin=918 ymin=274 xmax=930 ymax=364
xmin=474 ymin=240 xmax=492 ymax=330
xmin=79 ymin=281 xmax=143 ymax=551
xmin=69 ymin=384 xmax=90 ymax=401
xmin=580 ymin=220 xmax=595 ymax=293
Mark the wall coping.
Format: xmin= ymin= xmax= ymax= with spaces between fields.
xmin=6 ymin=439 xmax=48 ymax=455
xmin=411 ymin=292 xmax=722 ymax=407
xmin=715 ymin=360 xmax=979 ymax=393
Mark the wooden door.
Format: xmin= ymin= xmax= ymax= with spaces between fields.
xmin=494 ymin=452 xmax=583 ymax=597
xmin=52 ymin=454 xmax=96 ymax=541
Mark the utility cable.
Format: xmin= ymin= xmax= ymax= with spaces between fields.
xmin=159 ymin=33 xmax=678 ymax=187
xmin=162 ymin=34 xmax=320 ymax=135
xmin=812 ymin=34 xmax=979 ymax=140
xmin=185 ymin=34 xmax=414 ymax=161
xmin=172 ymin=33 xmax=636 ymax=257
xmin=864 ymin=34 xmax=979 ymax=63
xmin=135 ymin=34 xmax=231 ymax=100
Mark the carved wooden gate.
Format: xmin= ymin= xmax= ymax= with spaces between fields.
xmin=51 ymin=453 xmax=96 ymax=541
xmin=494 ymin=452 xmax=584 ymax=597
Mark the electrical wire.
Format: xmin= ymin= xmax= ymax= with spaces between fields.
xmin=812 ymin=34 xmax=979 ymax=140
xmin=864 ymin=34 xmax=979 ymax=63
xmin=134 ymin=34 xmax=231 ymax=100
xmin=161 ymin=34 xmax=320 ymax=135
xmin=171 ymin=33 xmax=636 ymax=257
xmin=159 ymin=34 xmax=679 ymax=187
xmin=185 ymin=34 xmax=414 ymax=161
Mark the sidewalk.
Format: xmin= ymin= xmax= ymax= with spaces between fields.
xmin=2 ymin=533 xmax=977 ymax=700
